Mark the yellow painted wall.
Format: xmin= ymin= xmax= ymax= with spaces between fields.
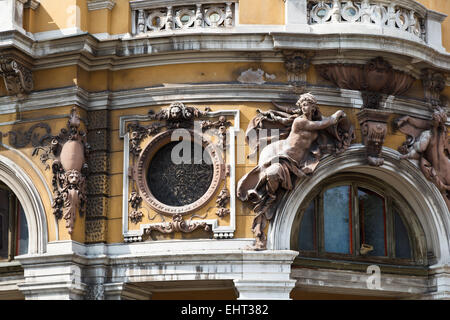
xmin=26 ymin=0 xmax=88 ymax=33
xmin=238 ymin=0 xmax=285 ymax=25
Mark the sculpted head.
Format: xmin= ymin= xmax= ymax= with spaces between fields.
xmin=169 ymin=103 xmax=183 ymax=119
xmin=66 ymin=169 xmax=81 ymax=185
xmin=296 ymin=93 xmax=318 ymax=118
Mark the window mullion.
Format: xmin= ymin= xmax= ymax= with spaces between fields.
xmin=317 ymin=191 xmax=324 ymax=254
xmin=7 ymin=191 xmax=15 ymax=261
xmin=352 ymin=183 xmax=359 ymax=257
xmin=386 ymin=197 xmax=395 ymax=259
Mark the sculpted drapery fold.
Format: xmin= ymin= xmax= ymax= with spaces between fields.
xmin=237 ymin=93 xmax=355 ymax=250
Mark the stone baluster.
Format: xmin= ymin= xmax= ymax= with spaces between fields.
xmin=166 ymin=6 xmax=174 ymax=30
xmin=225 ymin=2 xmax=233 ymax=27
xmin=387 ymin=3 xmax=396 ymax=28
xmin=195 ymin=4 xmax=203 ymax=27
xmin=408 ymin=10 xmax=417 ymax=35
xmin=137 ymin=9 xmax=145 ymax=34
xmin=330 ymin=0 xmax=341 ymax=23
xmin=360 ymin=0 xmax=371 ymax=24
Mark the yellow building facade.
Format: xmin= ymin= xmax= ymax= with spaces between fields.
xmin=0 ymin=0 xmax=449 ymax=300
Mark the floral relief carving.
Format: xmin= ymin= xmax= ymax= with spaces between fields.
xmin=33 ymin=108 xmax=90 ymax=234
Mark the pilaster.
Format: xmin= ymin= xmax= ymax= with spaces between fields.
xmin=16 ymin=253 xmax=87 ymax=300
xmin=233 ymin=250 xmax=298 ymax=300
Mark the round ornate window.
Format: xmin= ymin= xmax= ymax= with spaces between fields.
xmin=135 ymin=130 xmax=224 ymax=216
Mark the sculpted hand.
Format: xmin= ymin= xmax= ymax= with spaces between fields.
xmin=332 ymin=110 xmax=345 ymax=123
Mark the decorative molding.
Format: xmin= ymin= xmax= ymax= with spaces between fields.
xmin=87 ymin=0 xmax=116 ymax=11
xmin=0 ymin=83 xmax=443 ymax=126
xmin=24 ymin=0 xmax=40 ymax=10
xmin=0 ymin=55 xmax=33 ymax=96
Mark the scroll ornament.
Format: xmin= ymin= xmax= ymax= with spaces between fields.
xmin=237 ymin=93 xmax=355 ymax=250
xmin=33 ymin=108 xmax=90 ymax=234
xmin=0 ymin=56 xmax=33 ymax=96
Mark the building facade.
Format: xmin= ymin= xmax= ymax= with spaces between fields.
xmin=0 ymin=0 xmax=449 ymax=300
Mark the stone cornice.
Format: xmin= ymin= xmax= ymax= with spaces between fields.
xmin=1 ymin=29 xmax=450 ymax=77
xmin=24 ymin=0 xmax=40 ymax=10
xmin=0 ymin=83 xmax=441 ymax=123
xmin=87 ymin=0 xmax=116 ymax=11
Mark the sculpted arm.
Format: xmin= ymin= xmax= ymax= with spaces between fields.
xmin=397 ymin=115 xmax=430 ymax=130
xmin=300 ymin=110 xmax=344 ymax=131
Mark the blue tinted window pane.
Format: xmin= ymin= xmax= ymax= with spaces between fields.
xmin=324 ymin=186 xmax=351 ymax=254
xmin=298 ymin=201 xmax=315 ymax=251
xmin=17 ymin=203 xmax=28 ymax=255
xmin=394 ymin=210 xmax=412 ymax=259
xmin=358 ymin=188 xmax=386 ymax=256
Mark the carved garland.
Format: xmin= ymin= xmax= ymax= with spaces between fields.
xmin=33 ymin=108 xmax=90 ymax=234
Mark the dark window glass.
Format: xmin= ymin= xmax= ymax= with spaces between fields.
xmin=298 ymin=201 xmax=315 ymax=251
xmin=0 ymin=189 xmax=9 ymax=259
xmin=324 ymin=185 xmax=351 ymax=254
xmin=394 ymin=210 xmax=412 ymax=259
xmin=358 ymin=188 xmax=387 ymax=256
xmin=16 ymin=204 xmax=28 ymax=256
xmin=0 ymin=187 xmax=28 ymax=260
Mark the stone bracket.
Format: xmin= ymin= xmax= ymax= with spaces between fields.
xmin=357 ymin=108 xmax=390 ymax=166
xmin=0 ymin=54 xmax=33 ymax=96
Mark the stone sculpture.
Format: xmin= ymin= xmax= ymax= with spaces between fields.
xmin=33 ymin=108 xmax=90 ymax=234
xmin=396 ymin=106 xmax=450 ymax=209
xmin=237 ymin=93 xmax=355 ymax=250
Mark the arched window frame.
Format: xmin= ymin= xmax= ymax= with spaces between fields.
xmin=290 ymin=173 xmax=428 ymax=266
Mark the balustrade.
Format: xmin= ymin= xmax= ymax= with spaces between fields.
xmin=130 ymin=0 xmax=237 ymax=35
xmin=307 ymin=0 xmax=426 ymax=40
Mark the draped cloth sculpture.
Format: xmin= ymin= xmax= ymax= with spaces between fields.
xmin=396 ymin=106 xmax=450 ymax=209
xmin=237 ymin=93 xmax=355 ymax=250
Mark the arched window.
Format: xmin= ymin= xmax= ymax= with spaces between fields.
xmin=291 ymin=174 xmax=426 ymax=266
xmin=0 ymin=182 xmax=29 ymax=261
